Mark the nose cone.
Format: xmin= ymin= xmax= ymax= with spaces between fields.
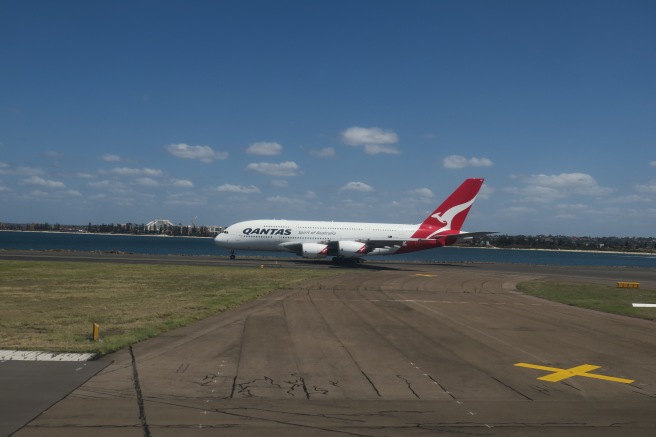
xmin=214 ymin=233 xmax=225 ymax=247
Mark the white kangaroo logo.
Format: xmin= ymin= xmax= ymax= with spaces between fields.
xmin=426 ymin=196 xmax=476 ymax=238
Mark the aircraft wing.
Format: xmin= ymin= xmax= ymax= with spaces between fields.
xmin=279 ymin=232 xmax=497 ymax=258
xmin=364 ymin=239 xmax=406 ymax=250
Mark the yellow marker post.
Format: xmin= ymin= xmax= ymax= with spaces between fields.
xmin=92 ymin=323 xmax=100 ymax=342
xmin=617 ymin=282 xmax=640 ymax=288
xmin=515 ymin=362 xmax=634 ymax=384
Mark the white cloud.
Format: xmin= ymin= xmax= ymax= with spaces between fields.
xmin=170 ymin=179 xmax=194 ymax=188
xmin=506 ymin=206 xmax=536 ymax=215
xmin=21 ymin=175 xmax=65 ymax=188
xmin=342 ymin=127 xmax=398 ymax=146
xmin=102 ymin=154 xmax=121 ymax=162
xmin=165 ymin=143 xmax=228 ymax=163
xmin=271 ymin=179 xmax=288 ymax=188
xmin=510 ymin=172 xmax=614 ymax=204
xmin=28 ymin=190 xmax=49 ymax=197
xmin=1 ymin=165 xmax=45 ymax=176
xmin=650 ymin=161 xmax=656 ymax=167
xmin=634 ymin=180 xmax=656 ymax=193
xmin=524 ymin=173 xmax=612 ymax=196
xmin=311 ymin=147 xmax=335 ymax=158
xmin=615 ymin=194 xmax=651 ymax=203
xmin=88 ymin=179 xmax=128 ymax=191
xmin=442 ymin=155 xmax=494 ymax=169
xmin=165 ymin=192 xmax=206 ymax=206
xmin=246 ymin=142 xmax=283 ymax=155
xmin=478 ymin=183 xmax=494 ymax=200
xmin=17 ymin=166 xmax=45 ymax=176
xmin=266 ymin=195 xmax=301 ymax=205
xmin=136 ymin=177 xmax=159 ymax=187
xmin=364 ymin=144 xmax=401 ymax=155
xmin=341 ymin=127 xmax=400 ymax=155
xmin=0 ymin=180 xmax=10 ymax=192
xmin=246 ymin=161 xmax=300 ymax=176
xmin=101 ymin=167 xmax=163 ymax=177
xmin=216 ymin=184 xmax=261 ymax=194
xmin=521 ymin=185 xmax=565 ymax=202
xmin=89 ymin=180 xmax=113 ymax=188
xmin=340 ymin=181 xmax=374 ymax=192
xmin=410 ymin=188 xmax=434 ymax=198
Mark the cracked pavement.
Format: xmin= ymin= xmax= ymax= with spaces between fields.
xmin=8 ymin=259 xmax=656 ymax=436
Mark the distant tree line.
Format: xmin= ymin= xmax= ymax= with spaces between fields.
xmin=0 ymin=222 xmax=220 ymax=237
xmin=473 ymin=234 xmax=655 ymax=253
xmin=1 ymin=222 xmax=654 ymax=252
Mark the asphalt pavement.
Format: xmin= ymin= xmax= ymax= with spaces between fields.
xmin=2 ymin=252 xmax=656 ymax=436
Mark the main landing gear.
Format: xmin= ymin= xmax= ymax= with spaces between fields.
xmin=331 ymin=257 xmax=364 ymax=264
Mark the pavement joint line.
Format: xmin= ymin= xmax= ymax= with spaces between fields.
xmin=0 ymin=349 xmax=95 ymax=362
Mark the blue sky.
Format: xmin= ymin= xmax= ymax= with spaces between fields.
xmin=1 ymin=0 xmax=655 ymax=236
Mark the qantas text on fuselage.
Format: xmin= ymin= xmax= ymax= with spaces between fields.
xmin=214 ymin=178 xmax=494 ymax=261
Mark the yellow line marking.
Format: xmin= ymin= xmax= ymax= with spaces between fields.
xmin=515 ymin=362 xmax=634 ymax=384
xmin=414 ymin=274 xmax=436 ymax=277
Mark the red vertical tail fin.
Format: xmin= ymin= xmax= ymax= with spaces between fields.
xmin=412 ymin=178 xmax=484 ymax=239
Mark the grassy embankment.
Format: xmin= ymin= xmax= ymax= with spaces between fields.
xmin=517 ymin=280 xmax=656 ymax=321
xmin=0 ymin=260 xmax=340 ymax=354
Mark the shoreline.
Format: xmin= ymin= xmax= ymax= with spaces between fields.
xmin=0 ymin=229 xmax=212 ymax=239
xmin=1 ymin=230 xmax=654 ymax=258
xmin=470 ymin=246 xmax=656 ymax=257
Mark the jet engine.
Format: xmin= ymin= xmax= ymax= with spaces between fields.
xmin=335 ymin=240 xmax=367 ymax=258
xmin=301 ymin=243 xmax=329 ymax=259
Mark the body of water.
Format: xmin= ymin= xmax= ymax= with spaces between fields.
xmin=1 ymin=231 xmax=655 ymax=268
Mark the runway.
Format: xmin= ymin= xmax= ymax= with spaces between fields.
xmin=4 ymin=253 xmax=656 ymax=436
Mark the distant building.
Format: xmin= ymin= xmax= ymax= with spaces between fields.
xmin=146 ymin=219 xmax=174 ymax=232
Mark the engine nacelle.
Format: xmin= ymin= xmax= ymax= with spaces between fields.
xmin=336 ymin=240 xmax=367 ymax=258
xmin=301 ymin=243 xmax=329 ymax=259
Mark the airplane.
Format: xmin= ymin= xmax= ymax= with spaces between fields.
xmin=214 ymin=178 xmax=494 ymax=262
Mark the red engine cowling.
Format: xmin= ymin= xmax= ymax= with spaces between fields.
xmin=302 ymin=243 xmax=329 ymax=259
xmin=337 ymin=240 xmax=367 ymax=258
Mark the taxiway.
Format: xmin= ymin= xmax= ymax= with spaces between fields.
xmin=3 ymin=252 xmax=656 ymax=436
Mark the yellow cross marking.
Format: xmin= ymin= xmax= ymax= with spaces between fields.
xmin=515 ymin=362 xmax=634 ymax=384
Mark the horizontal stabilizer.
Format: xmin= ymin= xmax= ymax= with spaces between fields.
xmin=452 ymin=231 xmax=498 ymax=240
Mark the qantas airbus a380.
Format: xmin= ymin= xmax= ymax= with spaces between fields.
xmin=214 ymin=178 xmax=493 ymax=261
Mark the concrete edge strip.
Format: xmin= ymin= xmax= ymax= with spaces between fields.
xmin=0 ymin=350 xmax=96 ymax=362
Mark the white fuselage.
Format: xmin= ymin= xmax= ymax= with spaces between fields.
xmin=214 ymin=219 xmax=419 ymax=255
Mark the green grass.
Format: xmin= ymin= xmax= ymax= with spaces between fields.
xmin=0 ymin=260 xmax=340 ymax=354
xmin=517 ymin=280 xmax=656 ymax=321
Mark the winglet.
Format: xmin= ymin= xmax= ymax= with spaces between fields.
xmin=412 ymin=178 xmax=484 ymax=239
